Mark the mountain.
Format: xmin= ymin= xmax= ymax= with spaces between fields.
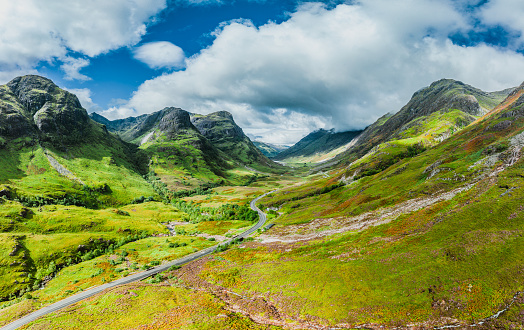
xmin=190 ymin=111 xmax=277 ymax=169
xmin=3 ymin=76 xmax=524 ymax=329
xmin=0 ymin=75 xmax=92 ymax=146
xmin=92 ymin=108 xmax=237 ymax=189
xmin=338 ymin=79 xmax=513 ymax=178
xmin=252 ymin=141 xmax=289 ymax=158
xmin=0 ymin=75 xmax=151 ymax=206
xmin=273 ymin=128 xmax=362 ymax=163
xmin=349 ymin=79 xmax=511 ymax=157
xmin=91 ymin=109 xmax=284 ymax=189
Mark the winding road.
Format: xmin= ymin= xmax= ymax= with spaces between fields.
xmin=2 ymin=191 xmax=274 ymax=330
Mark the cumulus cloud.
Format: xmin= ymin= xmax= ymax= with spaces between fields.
xmin=100 ymin=1 xmax=524 ymax=143
xmin=478 ymin=0 xmax=524 ymax=48
xmin=133 ymin=42 xmax=186 ymax=69
xmin=0 ymin=0 xmax=167 ymax=77
xmin=61 ymin=57 xmax=91 ymax=81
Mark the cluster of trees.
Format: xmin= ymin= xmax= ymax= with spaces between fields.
xmin=14 ymin=193 xmax=98 ymax=208
xmin=170 ymin=181 xmax=220 ymax=199
xmin=145 ymin=171 xmax=171 ymax=200
xmin=171 ymin=200 xmax=258 ymax=223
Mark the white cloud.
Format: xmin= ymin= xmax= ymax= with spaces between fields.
xmin=478 ymin=0 xmax=524 ymax=48
xmin=61 ymin=57 xmax=91 ymax=81
xmin=133 ymin=42 xmax=186 ymax=69
xmin=0 ymin=0 xmax=167 ymax=74
xmin=84 ymin=1 xmax=524 ymax=143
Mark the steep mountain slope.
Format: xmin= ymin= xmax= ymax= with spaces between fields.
xmin=0 ymin=75 xmax=167 ymax=302
xmin=92 ymin=109 xmax=284 ymax=189
xmin=190 ymin=111 xmax=277 ymax=170
xmin=273 ymin=128 xmax=362 ymax=163
xmin=137 ymin=108 xmax=235 ymax=189
xmin=0 ymin=75 xmax=152 ymax=206
xmin=252 ymin=141 xmax=289 ymax=158
xmin=339 ymin=79 xmax=513 ymax=179
xmin=90 ymin=108 xmax=175 ymax=145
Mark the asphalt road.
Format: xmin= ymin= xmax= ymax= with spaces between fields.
xmin=2 ymin=191 xmax=274 ymax=330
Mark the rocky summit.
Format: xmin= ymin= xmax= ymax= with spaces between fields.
xmin=0 ymin=75 xmax=90 ymax=145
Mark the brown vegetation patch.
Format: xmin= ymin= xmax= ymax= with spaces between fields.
xmin=260 ymin=184 xmax=475 ymax=244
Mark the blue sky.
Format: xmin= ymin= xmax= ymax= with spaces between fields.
xmin=2 ymin=0 xmax=524 ymax=144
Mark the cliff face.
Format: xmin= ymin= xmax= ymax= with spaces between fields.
xmin=190 ymin=111 xmax=275 ymax=166
xmin=0 ymin=75 xmax=90 ymax=144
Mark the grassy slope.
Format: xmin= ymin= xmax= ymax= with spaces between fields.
xmin=0 ymin=178 xmax=294 ymax=329
xmin=21 ymin=284 xmax=282 ymax=330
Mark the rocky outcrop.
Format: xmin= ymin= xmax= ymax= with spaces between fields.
xmin=191 ymin=111 xmax=245 ymax=142
xmin=0 ymin=86 xmax=35 ymax=138
xmin=158 ymin=108 xmax=195 ymax=137
xmin=190 ymin=111 xmax=275 ymax=166
xmin=0 ymin=75 xmax=92 ymax=144
xmin=6 ymin=75 xmax=56 ymax=117
xmin=33 ymin=93 xmax=90 ymax=143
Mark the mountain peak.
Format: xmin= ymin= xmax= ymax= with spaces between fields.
xmin=0 ymin=75 xmax=89 ymax=144
xmin=158 ymin=107 xmax=194 ymax=137
xmin=211 ymin=110 xmax=234 ymax=120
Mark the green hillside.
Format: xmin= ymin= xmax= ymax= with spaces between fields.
xmin=338 ymin=79 xmax=512 ymax=181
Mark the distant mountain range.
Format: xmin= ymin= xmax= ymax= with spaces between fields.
xmin=272 ymin=128 xmax=362 ymax=163
xmin=252 ymin=141 xmax=289 ymax=158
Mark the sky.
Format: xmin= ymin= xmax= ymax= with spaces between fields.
xmin=2 ymin=0 xmax=524 ymax=145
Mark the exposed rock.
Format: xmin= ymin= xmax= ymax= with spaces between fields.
xmin=484 ymin=120 xmax=513 ymax=132
xmin=6 ymin=75 xmax=56 ymax=117
xmin=33 ymin=93 xmax=89 ymax=143
xmin=191 ymin=111 xmax=244 ymax=142
xmin=0 ymin=75 xmax=92 ymax=145
xmin=19 ymin=207 xmax=32 ymax=219
xmin=158 ymin=107 xmax=194 ymax=137
xmin=191 ymin=111 xmax=275 ymax=166
xmin=9 ymin=243 xmax=22 ymax=256
xmin=0 ymin=186 xmax=12 ymax=199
